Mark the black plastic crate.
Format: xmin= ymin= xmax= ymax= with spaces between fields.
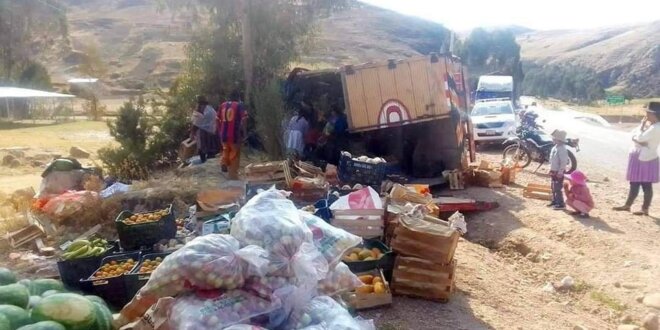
xmin=344 ymin=239 xmax=393 ymax=275
xmin=338 ymin=156 xmax=388 ymax=187
xmin=115 ymin=204 xmax=176 ymax=251
xmin=57 ymin=241 xmax=119 ymax=291
xmin=125 ymin=252 xmax=171 ymax=299
xmin=79 ymin=251 xmax=141 ymax=310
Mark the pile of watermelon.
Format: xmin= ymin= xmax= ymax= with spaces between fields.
xmin=0 ymin=267 xmax=112 ymax=330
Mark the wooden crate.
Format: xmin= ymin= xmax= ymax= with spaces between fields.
xmin=245 ymin=161 xmax=293 ymax=187
xmin=392 ymin=256 xmax=456 ymax=302
xmin=332 ymin=208 xmax=385 ymax=239
xmin=390 ymin=215 xmax=459 ymax=264
xmin=351 ymin=269 xmax=392 ymax=310
xmin=523 ymin=183 xmax=552 ymax=201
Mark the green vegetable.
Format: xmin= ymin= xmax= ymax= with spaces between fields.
xmin=0 ymin=304 xmax=32 ymax=329
xmin=82 ymin=296 xmax=106 ymax=308
xmin=16 ymin=281 xmax=30 ymax=290
xmin=0 ymin=284 xmax=29 ymax=309
xmin=91 ymin=303 xmax=111 ymax=330
xmin=16 ymin=321 xmax=65 ymax=330
xmin=28 ymin=280 xmax=63 ymax=297
xmin=31 ymin=294 xmax=96 ymax=330
xmin=39 ymin=291 xmax=59 ymax=298
xmin=0 ymin=269 xmax=16 ymax=286
xmin=0 ymin=313 xmax=10 ymax=330
xmin=28 ymin=297 xmax=42 ymax=309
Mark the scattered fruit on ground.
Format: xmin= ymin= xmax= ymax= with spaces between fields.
xmin=0 ymin=283 xmax=29 ymax=308
xmin=31 ymin=293 xmax=97 ymax=330
xmin=0 ymin=268 xmax=17 ymax=286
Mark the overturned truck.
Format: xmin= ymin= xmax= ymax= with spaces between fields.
xmin=285 ymin=54 xmax=473 ymax=179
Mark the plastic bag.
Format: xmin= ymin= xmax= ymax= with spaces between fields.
xmin=167 ymin=290 xmax=279 ymax=330
xmin=299 ymin=210 xmax=361 ymax=266
xmin=244 ymin=276 xmax=294 ymax=300
xmin=317 ymin=262 xmax=363 ymax=296
xmin=223 ymin=325 xmax=268 ymax=330
xmin=38 ymin=169 xmax=85 ymax=197
xmin=231 ymin=189 xmax=313 ymax=276
xmin=286 ymin=296 xmax=363 ymax=330
xmin=140 ymin=234 xmax=268 ymax=298
xmin=41 ymin=190 xmax=100 ymax=219
xmin=330 ymin=187 xmax=382 ymax=211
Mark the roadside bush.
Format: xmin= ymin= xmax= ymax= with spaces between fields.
xmin=98 ymin=98 xmax=155 ymax=181
xmin=252 ymin=80 xmax=285 ymax=159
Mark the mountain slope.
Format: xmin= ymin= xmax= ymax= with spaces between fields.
xmin=518 ymin=21 xmax=660 ymax=97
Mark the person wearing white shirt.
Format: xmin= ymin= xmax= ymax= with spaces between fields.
xmin=614 ymin=102 xmax=660 ymax=216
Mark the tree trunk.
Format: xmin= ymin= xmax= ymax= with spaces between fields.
xmin=240 ymin=0 xmax=254 ymax=104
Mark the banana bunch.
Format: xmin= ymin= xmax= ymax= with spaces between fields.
xmin=62 ymin=238 xmax=109 ymax=260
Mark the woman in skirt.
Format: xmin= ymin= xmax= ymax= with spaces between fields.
xmin=614 ymin=102 xmax=660 ymax=216
xmin=191 ymin=95 xmax=219 ymax=163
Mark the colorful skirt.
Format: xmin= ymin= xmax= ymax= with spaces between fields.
xmin=626 ymin=151 xmax=659 ymax=183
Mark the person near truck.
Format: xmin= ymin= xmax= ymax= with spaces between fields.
xmin=284 ymin=109 xmax=310 ymax=160
xmin=190 ymin=95 xmax=219 ymax=163
xmin=217 ymin=90 xmax=248 ymax=179
xmin=613 ymin=102 xmax=660 ymax=216
xmin=318 ymin=106 xmax=349 ymax=165
xmin=548 ymin=130 xmax=569 ymax=210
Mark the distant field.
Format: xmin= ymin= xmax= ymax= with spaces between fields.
xmin=541 ymin=98 xmax=659 ymax=118
xmin=0 ymin=120 xmax=113 ymax=153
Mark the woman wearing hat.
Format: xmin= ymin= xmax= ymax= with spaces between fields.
xmin=613 ymin=102 xmax=660 ymax=216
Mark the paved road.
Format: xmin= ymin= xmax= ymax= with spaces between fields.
xmin=528 ymin=106 xmax=634 ymax=178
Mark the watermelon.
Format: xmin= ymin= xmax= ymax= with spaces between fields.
xmin=91 ymin=303 xmax=111 ymax=330
xmin=28 ymin=297 xmax=41 ymax=309
xmin=82 ymin=296 xmax=106 ymax=308
xmin=16 ymin=321 xmax=65 ymax=330
xmin=39 ymin=292 xmax=59 ymax=299
xmin=31 ymin=294 xmax=96 ymax=330
xmin=0 ymin=269 xmax=16 ymax=286
xmin=16 ymin=281 xmax=30 ymax=291
xmin=28 ymin=281 xmax=63 ymax=297
xmin=0 ymin=305 xmax=32 ymax=329
xmin=0 ymin=313 xmax=10 ymax=330
xmin=0 ymin=284 xmax=29 ymax=309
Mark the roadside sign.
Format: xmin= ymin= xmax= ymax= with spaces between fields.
xmin=607 ymin=95 xmax=625 ymax=105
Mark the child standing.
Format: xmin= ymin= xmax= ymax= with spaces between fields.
xmin=549 ymin=130 xmax=569 ymax=210
xmin=563 ymin=170 xmax=594 ymax=218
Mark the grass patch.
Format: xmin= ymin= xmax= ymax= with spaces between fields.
xmin=590 ymin=291 xmax=627 ymax=312
xmin=572 ymin=281 xmax=593 ymax=294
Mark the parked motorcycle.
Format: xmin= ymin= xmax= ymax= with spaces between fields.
xmin=502 ymin=111 xmax=579 ymax=173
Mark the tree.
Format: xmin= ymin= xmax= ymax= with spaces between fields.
xmin=77 ymin=42 xmax=109 ymax=120
xmin=0 ymin=0 xmax=68 ymax=82
xmin=17 ymin=62 xmax=52 ymax=90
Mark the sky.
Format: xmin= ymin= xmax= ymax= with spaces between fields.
xmin=360 ymin=0 xmax=660 ymax=31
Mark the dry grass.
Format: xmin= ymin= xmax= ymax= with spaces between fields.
xmin=0 ymin=120 xmax=113 ymax=152
xmin=590 ymin=291 xmax=627 ymax=312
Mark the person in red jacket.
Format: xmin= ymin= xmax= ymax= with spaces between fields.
xmin=217 ymin=91 xmax=248 ymax=179
xmin=563 ymin=170 xmax=595 ymax=218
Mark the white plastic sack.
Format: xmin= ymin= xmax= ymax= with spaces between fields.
xmin=286 ymin=296 xmax=364 ymax=330
xmin=167 ymin=290 xmax=279 ymax=329
xmin=231 ymin=189 xmax=316 ymax=277
xmin=317 ymin=262 xmax=363 ymax=296
xmin=100 ymin=182 xmax=130 ymax=198
xmin=299 ymin=210 xmax=361 ymax=266
xmin=140 ymin=234 xmax=268 ymax=298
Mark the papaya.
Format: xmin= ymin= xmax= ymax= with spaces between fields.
xmin=371 ymin=248 xmax=381 ymax=259
xmin=358 ymin=275 xmax=373 ymax=284
xmin=356 ymin=285 xmax=374 ymax=294
xmin=358 ymin=250 xmax=372 ymax=260
xmin=372 ymin=276 xmax=383 ymax=284
xmin=374 ymin=282 xmax=386 ymax=294
xmin=348 ymin=253 xmax=359 ymax=262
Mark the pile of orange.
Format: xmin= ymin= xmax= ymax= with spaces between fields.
xmin=92 ymin=259 xmax=137 ymax=279
xmin=123 ymin=209 xmax=168 ymax=225
xmin=137 ymin=257 xmax=163 ymax=274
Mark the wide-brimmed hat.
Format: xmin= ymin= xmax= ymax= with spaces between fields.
xmin=196 ymin=95 xmax=208 ymax=104
xmin=646 ymin=102 xmax=660 ymax=115
xmin=551 ymin=129 xmax=567 ymax=142
xmin=567 ymin=170 xmax=587 ymax=185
